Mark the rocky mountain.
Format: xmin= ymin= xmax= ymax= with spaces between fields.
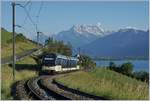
xmin=81 ymin=28 xmax=149 ymax=58
xmin=53 ymin=23 xmax=111 ymax=48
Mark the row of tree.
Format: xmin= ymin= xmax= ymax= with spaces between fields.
xmin=107 ymin=62 xmax=149 ymax=83
xmin=43 ymin=37 xmax=72 ymax=56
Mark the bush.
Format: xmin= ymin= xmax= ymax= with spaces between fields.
xmin=108 ymin=62 xmax=117 ymax=70
xmin=133 ymin=71 xmax=149 ymax=83
xmin=108 ymin=62 xmax=133 ymax=76
xmin=107 ymin=62 xmax=149 ymax=83
xmin=120 ymin=62 xmax=133 ymax=76
xmin=79 ymin=55 xmax=96 ymax=70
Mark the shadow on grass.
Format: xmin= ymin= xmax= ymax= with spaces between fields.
xmin=8 ymin=63 xmax=39 ymax=71
xmin=11 ymin=81 xmax=19 ymax=100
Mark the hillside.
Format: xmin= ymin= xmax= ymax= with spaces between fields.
xmin=1 ymin=28 xmax=12 ymax=45
xmin=55 ymin=68 xmax=148 ymax=100
xmin=1 ymin=28 xmax=38 ymax=58
xmin=81 ymin=28 xmax=149 ymax=58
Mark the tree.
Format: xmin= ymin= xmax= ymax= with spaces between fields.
xmin=120 ymin=62 xmax=133 ymax=75
xmin=43 ymin=38 xmax=72 ymax=56
xmin=133 ymin=71 xmax=149 ymax=83
xmin=108 ymin=62 xmax=117 ymax=70
xmin=79 ymin=55 xmax=96 ymax=70
xmin=45 ymin=37 xmax=53 ymax=45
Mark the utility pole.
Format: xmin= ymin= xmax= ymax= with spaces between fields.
xmin=12 ymin=1 xmax=16 ymax=81
xmin=37 ymin=31 xmax=39 ymax=46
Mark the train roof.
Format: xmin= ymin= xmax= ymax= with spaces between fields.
xmin=57 ymin=54 xmax=78 ymax=60
xmin=43 ymin=53 xmax=78 ymax=60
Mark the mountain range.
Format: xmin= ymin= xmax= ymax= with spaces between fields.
xmin=53 ymin=23 xmax=112 ymax=48
xmin=81 ymin=28 xmax=149 ymax=58
xmin=53 ymin=24 xmax=148 ymax=58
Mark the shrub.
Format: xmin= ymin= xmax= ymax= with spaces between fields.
xmin=79 ymin=55 xmax=96 ymax=70
xmin=108 ymin=62 xmax=117 ymax=70
xmin=107 ymin=62 xmax=149 ymax=83
xmin=120 ymin=62 xmax=133 ymax=75
xmin=133 ymin=71 xmax=149 ymax=83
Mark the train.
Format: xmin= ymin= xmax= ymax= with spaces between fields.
xmin=41 ymin=53 xmax=80 ymax=72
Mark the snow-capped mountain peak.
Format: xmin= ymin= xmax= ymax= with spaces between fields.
xmin=53 ymin=23 xmax=112 ymax=48
xmin=118 ymin=27 xmax=139 ymax=33
xmin=71 ymin=23 xmax=106 ymax=36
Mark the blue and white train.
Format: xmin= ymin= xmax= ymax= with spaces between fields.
xmin=41 ymin=53 xmax=80 ymax=72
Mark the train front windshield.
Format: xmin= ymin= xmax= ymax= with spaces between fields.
xmin=42 ymin=54 xmax=56 ymax=66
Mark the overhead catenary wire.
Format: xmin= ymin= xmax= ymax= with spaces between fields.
xmin=21 ymin=1 xmax=32 ymax=27
xmin=23 ymin=0 xmax=31 ymax=7
xmin=22 ymin=6 xmax=37 ymax=32
xmin=15 ymin=1 xmax=48 ymax=45
xmin=15 ymin=3 xmax=38 ymax=32
xmin=36 ymin=2 xmax=43 ymax=26
xmin=16 ymin=1 xmax=46 ymax=34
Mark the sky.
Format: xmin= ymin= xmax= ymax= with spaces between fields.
xmin=1 ymin=1 xmax=149 ymax=38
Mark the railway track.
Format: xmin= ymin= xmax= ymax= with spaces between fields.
xmin=40 ymin=75 xmax=94 ymax=100
xmin=27 ymin=76 xmax=56 ymax=100
xmin=16 ymin=75 xmax=70 ymax=100
xmin=14 ymin=80 xmax=38 ymax=100
xmin=15 ymin=71 xmax=105 ymax=100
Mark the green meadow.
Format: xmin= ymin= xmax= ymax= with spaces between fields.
xmin=56 ymin=68 xmax=149 ymax=100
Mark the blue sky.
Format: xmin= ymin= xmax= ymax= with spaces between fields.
xmin=1 ymin=1 xmax=149 ymax=37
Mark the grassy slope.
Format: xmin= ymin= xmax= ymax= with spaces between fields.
xmin=1 ymin=28 xmax=38 ymax=99
xmin=56 ymin=68 xmax=149 ymax=100
xmin=1 ymin=56 xmax=38 ymax=100
xmin=1 ymin=28 xmax=37 ymax=58
xmin=1 ymin=28 xmax=12 ymax=44
xmin=1 ymin=41 xmax=37 ymax=58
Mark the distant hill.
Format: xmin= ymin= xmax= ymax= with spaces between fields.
xmin=81 ymin=28 xmax=149 ymax=59
xmin=1 ymin=27 xmax=37 ymax=58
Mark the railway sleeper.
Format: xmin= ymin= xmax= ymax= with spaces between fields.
xmin=38 ymin=79 xmax=70 ymax=100
xmin=27 ymin=77 xmax=54 ymax=100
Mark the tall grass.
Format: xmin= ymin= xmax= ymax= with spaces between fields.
xmin=1 ymin=56 xmax=38 ymax=100
xmin=1 ymin=41 xmax=37 ymax=59
xmin=1 ymin=28 xmax=37 ymax=59
xmin=56 ymin=68 xmax=149 ymax=100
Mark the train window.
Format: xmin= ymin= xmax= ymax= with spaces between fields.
xmin=59 ymin=58 xmax=62 ymax=65
xmin=42 ymin=59 xmax=55 ymax=66
xmin=66 ymin=60 xmax=69 ymax=68
xmin=70 ymin=60 xmax=72 ymax=67
xmin=56 ymin=58 xmax=61 ymax=65
xmin=69 ymin=60 xmax=71 ymax=68
xmin=66 ymin=59 xmax=69 ymax=68
xmin=73 ymin=60 xmax=77 ymax=67
xmin=68 ymin=60 xmax=71 ymax=67
xmin=44 ymin=57 xmax=54 ymax=60
xmin=71 ymin=60 xmax=74 ymax=67
xmin=42 ymin=54 xmax=56 ymax=66
xmin=62 ymin=59 xmax=67 ymax=68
